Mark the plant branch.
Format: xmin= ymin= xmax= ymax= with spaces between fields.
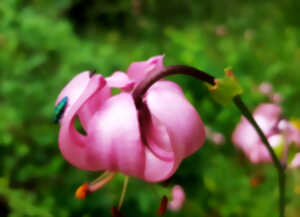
xmin=233 ymin=95 xmax=286 ymax=217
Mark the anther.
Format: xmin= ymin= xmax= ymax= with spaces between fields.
xmin=75 ymin=182 xmax=89 ymax=200
xmin=157 ymin=195 xmax=168 ymax=216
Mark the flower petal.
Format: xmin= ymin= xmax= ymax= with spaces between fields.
xmin=168 ymin=185 xmax=185 ymax=211
xmin=127 ymin=55 xmax=164 ymax=84
xmin=254 ymin=104 xmax=281 ymax=135
xmin=58 ymin=74 xmax=107 ymax=170
xmin=232 ymin=103 xmax=282 ymax=163
xmin=106 ymin=71 xmax=135 ymax=91
xmin=56 ymin=71 xmax=91 ymax=121
xmin=143 ymin=81 xmax=205 ymax=181
xmin=86 ymin=93 xmax=145 ymax=177
xmin=56 ymin=71 xmax=110 ymax=128
xmin=146 ymin=81 xmax=205 ymax=158
xmin=77 ymin=86 xmax=110 ymax=129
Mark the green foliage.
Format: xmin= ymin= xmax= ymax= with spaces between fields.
xmin=0 ymin=0 xmax=300 ymax=217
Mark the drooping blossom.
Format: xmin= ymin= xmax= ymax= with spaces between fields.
xmin=232 ymin=103 xmax=300 ymax=166
xmin=54 ymin=56 xmax=206 ymax=201
xmin=167 ymin=185 xmax=186 ymax=211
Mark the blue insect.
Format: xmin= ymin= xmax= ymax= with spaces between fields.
xmin=53 ymin=96 xmax=68 ymax=124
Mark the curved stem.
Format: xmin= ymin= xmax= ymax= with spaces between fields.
xmin=132 ymin=65 xmax=286 ymax=217
xmin=132 ymin=65 xmax=215 ymax=108
xmin=233 ymin=96 xmax=286 ymax=217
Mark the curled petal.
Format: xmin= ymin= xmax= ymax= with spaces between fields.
xmin=56 ymin=71 xmax=110 ymax=128
xmin=58 ymin=74 xmax=107 ymax=170
xmin=106 ymin=71 xmax=135 ymax=91
xmin=78 ymin=86 xmax=110 ymax=129
xmin=127 ymin=55 xmax=164 ymax=84
xmin=146 ymin=81 xmax=205 ymax=158
xmin=143 ymin=81 xmax=205 ymax=181
xmin=56 ymin=71 xmax=91 ymax=121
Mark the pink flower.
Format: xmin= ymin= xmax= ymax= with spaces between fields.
xmin=168 ymin=185 xmax=186 ymax=211
xmin=232 ymin=103 xmax=300 ymax=165
xmin=259 ymin=82 xmax=273 ymax=95
xmin=55 ymin=56 xmax=206 ymax=185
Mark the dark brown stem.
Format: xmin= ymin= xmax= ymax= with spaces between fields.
xmin=132 ymin=65 xmax=215 ymax=108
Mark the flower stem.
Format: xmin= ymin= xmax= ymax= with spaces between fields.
xmin=132 ymin=65 xmax=286 ymax=217
xmin=132 ymin=65 xmax=215 ymax=108
xmin=233 ymin=95 xmax=286 ymax=217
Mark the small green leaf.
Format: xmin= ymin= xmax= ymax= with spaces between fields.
xmin=208 ymin=67 xmax=243 ymax=105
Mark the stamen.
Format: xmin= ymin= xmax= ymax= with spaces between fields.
xmin=90 ymin=171 xmax=110 ymax=185
xmin=118 ymin=176 xmax=129 ymax=210
xmin=75 ymin=182 xmax=89 ymax=200
xmin=157 ymin=195 xmax=168 ymax=216
xmin=75 ymin=171 xmax=117 ymax=200
xmin=88 ymin=172 xmax=117 ymax=192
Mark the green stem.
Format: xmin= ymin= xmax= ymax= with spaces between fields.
xmin=233 ymin=95 xmax=285 ymax=217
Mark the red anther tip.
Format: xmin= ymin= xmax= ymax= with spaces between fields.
xmin=75 ymin=182 xmax=89 ymax=200
xmin=111 ymin=206 xmax=124 ymax=217
xmin=157 ymin=195 xmax=168 ymax=216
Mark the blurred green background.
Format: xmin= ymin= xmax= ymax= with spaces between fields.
xmin=1 ymin=0 xmax=300 ymax=216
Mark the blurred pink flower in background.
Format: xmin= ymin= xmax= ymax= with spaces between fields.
xmin=211 ymin=133 xmax=225 ymax=145
xmin=55 ymin=55 xmax=206 ymax=186
xmin=259 ymin=82 xmax=273 ymax=95
xmin=272 ymin=93 xmax=282 ymax=104
xmin=205 ymin=127 xmax=225 ymax=145
xmin=258 ymin=82 xmax=282 ymax=104
xmin=168 ymin=185 xmax=186 ymax=211
xmin=232 ymin=103 xmax=300 ymax=166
